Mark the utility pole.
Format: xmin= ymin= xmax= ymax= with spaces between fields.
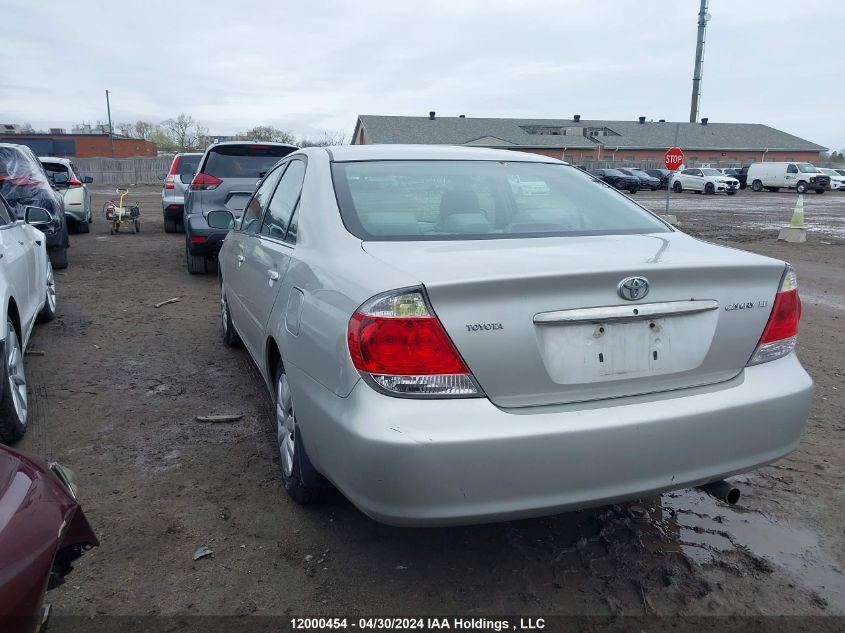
xmin=689 ymin=0 xmax=710 ymax=123
xmin=105 ymin=89 xmax=115 ymax=157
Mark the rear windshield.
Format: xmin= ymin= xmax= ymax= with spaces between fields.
xmin=331 ymin=160 xmax=669 ymax=241
xmin=204 ymin=145 xmax=296 ymax=179
xmin=40 ymin=161 xmax=70 ymax=175
xmin=176 ymin=155 xmax=201 ymax=176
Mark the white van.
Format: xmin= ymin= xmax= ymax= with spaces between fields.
xmin=746 ymin=162 xmax=829 ymax=194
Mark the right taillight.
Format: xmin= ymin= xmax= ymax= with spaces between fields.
xmin=164 ymin=156 xmax=179 ymax=190
xmin=347 ymin=288 xmax=481 ymax=397
xmin=190 ymin=172 xmax=222 ymax=190
xmin=748 ymin=265 xmax=801 ymax=366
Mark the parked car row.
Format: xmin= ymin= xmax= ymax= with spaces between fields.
xmin=184 ymin=144 xmax=812 ymax=527
xmin=1 ymin=189 xmax=98 ymax=630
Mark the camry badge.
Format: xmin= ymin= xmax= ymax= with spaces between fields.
xmin=617 ymin=276 xmax=650 ymax=301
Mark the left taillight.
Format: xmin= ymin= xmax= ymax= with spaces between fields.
xmin=190 ymin=172 xmax=222 ymax=190
xmin=748 ymin=265 xmax=801 ymax=366
xmin=347 ymin=288 xmax=481 ymax=397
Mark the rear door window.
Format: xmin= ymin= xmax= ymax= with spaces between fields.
xmin=204 ymin=145 xmax=296 ymax=179
xmin=240 ymin=166 xmax=285 ymax=233
xmin=260 ymin=160 xmax=306 ymax=241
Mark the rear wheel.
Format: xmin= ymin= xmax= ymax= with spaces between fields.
xmin=796 ymin=181 xmax=807 ymax=194
xmin=164 ymin=218 xmax=177 ymax=233
xmin=751 ymin=180 xmax=763 ymax=192
xmin=0 ymin=319 xmax=28 ymax=442
xmin=705 ymin=182 xmax=715 ymax=195
xmin=672 ymin=181 xmax=683 ymax=193
xmin=220 ymin=285 xmax=241 ymax=347
xmin=49 ymin=246 xmax=68 ymax=270
xmin=36 ymin=261 xmax=57 ymax=323
xmin=275 ymin=361 xmax=323 ymax=504
xmin=186 ymin=244 xmax=207 ymax=274
xmin=77 ymin=221 xmax=90 ymax=234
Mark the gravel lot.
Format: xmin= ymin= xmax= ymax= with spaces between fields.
xmin=14 ymin=185 xmax=845 ymax=627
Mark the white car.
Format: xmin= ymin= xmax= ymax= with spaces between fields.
xmin=39 ymin=157 xmax=94 ymax=232
xmin=671 ymin=168 xmax=739 ymax=195
xmin=819 ymin=168 xmax=845 ymax=191
xmin=0 ymin=194 xmax=56 ymax=442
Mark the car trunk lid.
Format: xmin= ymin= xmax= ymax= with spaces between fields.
xmin=363 ymin=233 xmax=786 ymax=408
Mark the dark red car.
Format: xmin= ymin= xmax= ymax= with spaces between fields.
xmin=0 ymin=444 xmax=98 ymax=633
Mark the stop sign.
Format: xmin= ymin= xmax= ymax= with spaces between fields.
xmin=664 ymin=147 xmax=684 ymax=170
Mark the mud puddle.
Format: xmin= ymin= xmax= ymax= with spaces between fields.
xmin=652 ymin=488 xmax=845 ymax=611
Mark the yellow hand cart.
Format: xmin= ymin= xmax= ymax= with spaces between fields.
xmin=103 ymin=188 xmax=141 ymax=234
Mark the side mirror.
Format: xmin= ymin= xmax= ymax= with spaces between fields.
xmin=157 ymin=173 xmax=166 ymax=181
xmin=207 ymin=210 xmax=235 ymax=230
xmin=83 ymin=176 xmax=94 ymax=184
xmin=52 ymin=172 xmax=70 ymax=185
xmin=25 ymin=206 xmax=54 ymax=228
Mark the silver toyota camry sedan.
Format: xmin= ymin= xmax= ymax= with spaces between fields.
xmin=210 ymin=145 xmax=812 ymax=526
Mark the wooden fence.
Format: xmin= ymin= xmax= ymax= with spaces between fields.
xmin=73 ymin=157 xmax=173 ymax=185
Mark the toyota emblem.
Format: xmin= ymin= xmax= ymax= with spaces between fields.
xmin=617 ymin=276 xmax=650 ymax=301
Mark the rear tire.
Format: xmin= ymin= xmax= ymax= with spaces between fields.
xmin=49 ymin=246 xmax=68 ymax=270
xmin=751 ymin=180 xmax=763 ymax=192
xmin=796 ymin=181 xmax=807 ymax=194
xmin=815 ymin=188 xmax=825 ymax=194
xmin=672 ymin=181 xmax=683 ymax=193
xmin=275 ymin=360 xmax=324 ymax=504
xmin=186 ymin=245 xmax=207 ymax=274
xmin=164 ymin=218 xmax=177 ymax=233
xmin=220 ymin=284 xmax=241 ymax=347
xmin=628 ymin=188 xmax=637 ymax=194
xmin=77 ymin=221 xmax=90 ymax=234
xmin=0 ymin=318 xmax=28 ymax=442
xmin=36 ymin=261 xmax=57 ymax=324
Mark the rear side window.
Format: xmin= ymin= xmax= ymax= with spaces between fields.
xmin=331 ymin=160 xmax=668 ymax=241
xmin=203 ymin=145 xmax=296 ymax=179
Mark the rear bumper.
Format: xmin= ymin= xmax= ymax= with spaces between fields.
xmin=291 ymin=353 xmax=813 ymax=526
xmin=162 ymin=203 xmax=183 ymax=221
xmin=187 ymin=232 xmax=227 ymax=257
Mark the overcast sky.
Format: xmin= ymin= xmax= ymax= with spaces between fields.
xmin=2 ymin=0 xmax=843 ymax=150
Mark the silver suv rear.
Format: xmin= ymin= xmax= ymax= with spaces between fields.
xmin=161 ymin=152 xmax=202 ymax=233
xmin=183 ymin=142 xmax=297 ymax=273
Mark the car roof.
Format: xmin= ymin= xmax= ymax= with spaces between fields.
xmin=325 ymin=144 xmax=565 ymax=164
xmin=38 ymin=156 xmax=71 ymax=165
xmin=207 ymin=141 xmax=298 ymax=149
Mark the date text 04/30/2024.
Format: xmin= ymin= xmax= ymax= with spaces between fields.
xmin=289 ymin=617 xmax=546 ymax=630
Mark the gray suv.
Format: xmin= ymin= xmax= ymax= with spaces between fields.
xmin=161 ymin=152 xmax=201 ymax=233
xmin=183 ymin=142 xmax=297 ymax=273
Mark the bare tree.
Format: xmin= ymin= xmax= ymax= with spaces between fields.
xmin=236 ymin=125 xmax=297 ymax=144
xmin=132 ymin=121 xmax=159 ymax=141
xmin=162 ymin=113 xmax=207 ymax=151
xmin=299 ymin=130 xmax=348 ymax=147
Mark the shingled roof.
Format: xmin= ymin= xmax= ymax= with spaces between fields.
xmin=354 ymin=115 xmax=827 ymax=152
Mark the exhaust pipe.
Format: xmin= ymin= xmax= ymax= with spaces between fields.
xmin=696 ymin=480 xmax=740 ymax=505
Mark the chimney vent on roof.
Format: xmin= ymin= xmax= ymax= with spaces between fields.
xmin=429 ymin=111 xmax=436 ymax=120
xmin=701 ymin=117 xmax=709 ymax=125
xmin=459 ymin=114 xmax=465 ymax=118
xmin=573 ymin=114 xmax=581 ymax=122
xmin=638 ymin=116 xmax=646 ymax=124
